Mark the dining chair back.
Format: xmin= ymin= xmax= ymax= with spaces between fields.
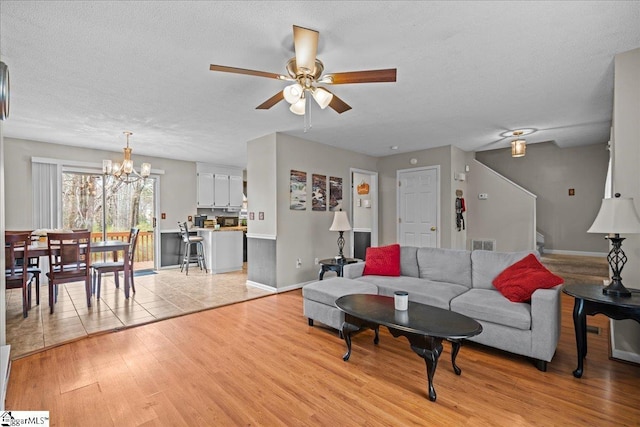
xmin=46 ymin=231 xmax=92 ymax=314
xmin=4 ymin=231 xmax=35 ymax=317
xmin=91 ymin=228 xmax=139 ymax=299
xmin=5 ymin=229 xmax=42 ymax=299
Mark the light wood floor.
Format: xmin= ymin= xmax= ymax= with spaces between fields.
xmin=6 ymin=288 xmax=640 ymax=426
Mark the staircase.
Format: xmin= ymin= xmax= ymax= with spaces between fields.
xmin=541 ymin=253 xmax=609 ymax=286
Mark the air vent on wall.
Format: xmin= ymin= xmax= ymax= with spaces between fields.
xmin=471 ymin=239 xmax=495 ymax=251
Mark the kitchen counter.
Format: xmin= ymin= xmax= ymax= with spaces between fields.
xmin=159 ymin=227 xmax=245 ymax=272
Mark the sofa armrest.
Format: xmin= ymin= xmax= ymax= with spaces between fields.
xmin=530 ymin=284 xmax=563 ymax=362
xmin=343 ymin=262 xmax=365 ymax=279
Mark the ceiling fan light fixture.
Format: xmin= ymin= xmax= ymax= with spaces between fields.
xmin=283 ymin=83 xmax=303 ymax=104
xmin=290 ymin=97 xmax=306 ymax=115
xmin=312 ymin=87 xmax=333 ymax=109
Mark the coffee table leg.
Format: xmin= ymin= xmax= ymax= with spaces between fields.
xmin=373 ymin=326 xmax=379 ymax=345
xmin=341 ymin=321 xmax=360 ymax=361
xmin=449 ymin=339 xmax=462 ymax=375
xmin=410 ymin=340 xmax=443 ymax=402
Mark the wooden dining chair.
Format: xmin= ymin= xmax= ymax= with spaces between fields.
xmin=91 ymin=228 xmax=139 ymax=299
xmin=6 ymin=230 xmax=42 ymax=302
xmin=46 ymin=231 xmax=92 ymax=314
xmin=5 ymin=231 xmax=36 ymax=318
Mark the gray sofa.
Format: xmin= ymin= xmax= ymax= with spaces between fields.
xmin=302 ymin=246 xmax=562 ymax=371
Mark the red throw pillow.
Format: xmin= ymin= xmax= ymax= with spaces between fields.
xmin=492 ymin=254 xmax=564 ymax=303
xmin=363 ymin=244 xmax=401 ymax=276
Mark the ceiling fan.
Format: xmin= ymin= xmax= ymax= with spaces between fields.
xmin=209 ymin=25 xmax=397 ymax=115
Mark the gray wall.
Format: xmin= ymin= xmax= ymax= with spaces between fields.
xmin=466 ymin=160 xmax=537 ymax=252
xmin=475 ymin=141 xmax=609 ymax=253
xmin=3 ymin=137 xmax=197 ymax=231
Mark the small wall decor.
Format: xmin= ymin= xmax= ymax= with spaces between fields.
xmin=290 ymin=170 xmax=307 ymax=210
xmin=329 ymin=176 xmax=343 ymax=211
xmin=312 ymin=174 xmax=327 ymax=211
xmin=357 ymin=179 xmax=369 ymax=195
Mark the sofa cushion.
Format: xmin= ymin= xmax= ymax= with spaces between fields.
xmin=417 ymin=247 xmax=472 ymax=288
xmin=302 ymin=277 xmax=378 ymax=306
xmin=363 ymin=244 xmax=401 ymax=276
xmin=400 ymin=246 xmax=420 ymax=278
xmin=450 ymin=289 xmax=532 ymax=331
xmin=492 ymin=254 xmax=564 ymax=302
xmin=471 ymin=250 xmax=538 ymax=290
xmin=357 ymin=276 xmax=469 ymax=310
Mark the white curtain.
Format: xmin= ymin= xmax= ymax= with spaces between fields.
xmin=31 ymin=160 xmax=60 ymax=229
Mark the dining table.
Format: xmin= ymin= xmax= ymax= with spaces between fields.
xmin=26 ymin=240 xmax=133 ymax=298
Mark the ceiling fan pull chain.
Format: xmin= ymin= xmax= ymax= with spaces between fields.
xmin=304 ymin=95 xmax=312 ymax=132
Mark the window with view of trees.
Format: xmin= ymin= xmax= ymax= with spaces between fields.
xmin=61 ymin=172 xmax=155 ymax=268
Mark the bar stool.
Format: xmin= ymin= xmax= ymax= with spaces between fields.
xmin=178 ymin=222 xmax=208 ymax=275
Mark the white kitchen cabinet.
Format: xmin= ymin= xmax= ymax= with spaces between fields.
xmin=197 ymin=172 xmax=214 ymax=208
xmin=229 ymin=175 xmax=244 ymax=207
xmin=214 ymin=174 xmax=230 ymax=208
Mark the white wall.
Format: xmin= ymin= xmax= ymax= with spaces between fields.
xmin=610 ymin=47 xmax=640 ymax=360
xmin=3 ymin=138 xmax=196 ymax=231
xmin=246 ymin=133 xmax=277 ymax=237
xmin=466 ymin=160 xmax=537 ymax=252
xmin=352 ymin=172 xmax=372 ymax=230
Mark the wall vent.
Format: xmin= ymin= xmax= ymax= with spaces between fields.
xmin=471 ymin=239 xmax=496 ymax=251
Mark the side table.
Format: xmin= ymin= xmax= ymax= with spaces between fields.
xmin=563 ymin=284 xmax=640 ymax=378
xmin=318 ymin=258 xmax=359 ymax=280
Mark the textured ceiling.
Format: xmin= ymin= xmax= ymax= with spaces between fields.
xmin=1 ymin=1 xmax=639 ymax=168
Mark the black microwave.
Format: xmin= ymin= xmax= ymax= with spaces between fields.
xmin=218 ymin=216 xmax=239 ymax=227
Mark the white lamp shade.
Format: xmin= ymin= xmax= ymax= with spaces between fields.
xmin=290 ymin=97 xmax=306 ymax=115
xmin=329 ymin=211 xmax=351 ymax=232
xmin=283 ymin=83 xmax=303 ymax=104
xmin=312 ymin=87 xmax=333 ymax=109
xmin=588 ymin=197 xmax=640 ymax=234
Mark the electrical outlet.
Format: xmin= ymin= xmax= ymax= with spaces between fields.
xmin=478 ymin=193 xmax=489 ymax=200
xmin=314 ymin=258 xmax=319 ymax=265
xmin=296 ymin=258 xmax=302 ymax=268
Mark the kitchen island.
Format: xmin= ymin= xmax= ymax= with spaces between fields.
xmin=159 ymin=227 xmax=245 ymax=273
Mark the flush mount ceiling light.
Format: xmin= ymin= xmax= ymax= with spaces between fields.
xmin=102 ymin=131 xmax=151 ymax=184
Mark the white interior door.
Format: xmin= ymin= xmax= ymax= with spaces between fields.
xmin=397 ymin=166 xmax=439 ymax=247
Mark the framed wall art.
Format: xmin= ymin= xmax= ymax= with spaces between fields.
xmin=329 ymin=176 xmax=343 ymax=211
xmin=290 ymin=170 xmax=307 ymax=210
xmin=312 ymin=174 xmax=327 ymax=211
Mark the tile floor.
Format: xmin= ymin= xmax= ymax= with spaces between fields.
xmin=5 ymin=264 xmax=273 ymax=359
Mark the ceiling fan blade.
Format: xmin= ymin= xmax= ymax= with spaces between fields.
xmin=323 ymin=69 xmax=397 ymax=85
xmin=293 ymin=25 xmax=319 ymax=75
xmin=210 ymin=64 xmax=286 ymax=80
xmin=256 ymin=91 xmax=285 ymax=110
xmin=325 ymin=90 xmax=352 ymax=114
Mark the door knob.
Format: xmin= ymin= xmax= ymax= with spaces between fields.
xmin=431 ymin=226 xmax=437 ymax=231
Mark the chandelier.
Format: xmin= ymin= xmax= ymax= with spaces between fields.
xmin=102 ymin=131 xmax=151 ymax=183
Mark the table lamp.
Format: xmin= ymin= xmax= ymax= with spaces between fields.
xmin=588 ymin=193 xmax=640 ymax=297
xmin=329 ymin=210 xmax=351 ymax=259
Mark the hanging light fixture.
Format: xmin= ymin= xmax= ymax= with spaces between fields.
xmin=102 ymin=131 xmax=151 ymax=183
xmin=281 ymin=59 xmax=334 ymax=121
xmin=511 ymin=130 xmax=526 ymax=158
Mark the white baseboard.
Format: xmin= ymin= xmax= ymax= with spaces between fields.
xmin=246 ymin=280 xmax=277 ymax=293
xmin=543 ymin=249 xmax=607 ymax=257
xmin=246 ymin=280 xmax=315 ymax=293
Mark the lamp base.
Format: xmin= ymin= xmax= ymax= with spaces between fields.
xmin=603 ymin=279 xmax=632 ymax=298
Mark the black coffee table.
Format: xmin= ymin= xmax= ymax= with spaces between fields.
xmin=336 ymin=294 xmax=482 ymax=402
